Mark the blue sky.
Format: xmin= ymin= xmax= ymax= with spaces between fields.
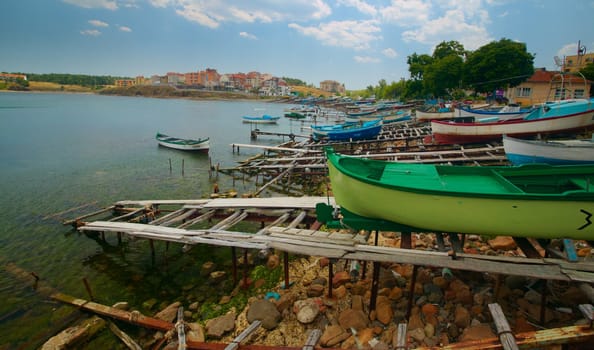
xmin=1 ymin=0 xmax=593 ymax=90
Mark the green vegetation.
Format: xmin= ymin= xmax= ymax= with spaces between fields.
xmin=26 ymin=73 xmax=130 ymax=88
xmin=364 ymin=38 xmax=536 ymax=101
xmin=198 ymin=264 xmax=282 ymax=321
xmin=282 ymin=77 xmax=307 ymax=86
xmin=581 ymin=62 xmax=594 ymax=82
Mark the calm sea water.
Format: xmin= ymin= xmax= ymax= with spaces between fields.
xmin=0 ymin=92 xmax=304 ymax=348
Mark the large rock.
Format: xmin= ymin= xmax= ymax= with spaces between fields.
xmin=454 ymin=304 xmax=471 ymax=329
xmin=459 ymin=323 xmax=496 ymax=342
xmin=154 ymin=301 xmax=181 ymax=323
xmin=206 ymin=310 xmax=236 ymax=338
xmin=247 ymin=299 xmax=281 ymax=330
xmin=186 ymin=322 xmax=205 ymax=343
xmin=338 ymin=308 xmax=369 ymax=331
xmin=320 ymin=325 xmax=350 ymax=347
xmin=488 ymin=236 xmax=517 ymax=250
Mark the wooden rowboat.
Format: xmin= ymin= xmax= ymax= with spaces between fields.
xmin=326 ymin=148 xmax=594 ymax=239
xmin=155 ymin=132 xmax=210 ymax=152
xmin=431 ymin=98 xmax=594 ymax=144
xmin=503 ymin=135 xmax=594 ymax=165
xmin=312 ymin=119 xmax=382 ymax=141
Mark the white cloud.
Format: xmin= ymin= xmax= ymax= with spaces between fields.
xmin=382 ymin=48 xmax=397 ymax=58
xmin=289 ymin=20 xmax=381 ymax=51
xmin=80 ymin=29 xmax=102 ymax=36
xmin=148 ymin=1 xmax=331 ymax=28
xmin=380 ymin=0 xmax=430 ymax=26
xmin=119 ymin=26 xmax=132 ymax=32
xmin=63 ymin=0 xmax=118 ymax=10
xmin=338 ymin=0 xmax=377 ymax=17
xmin=89 ymin=19 xmax=109 ymax=27
xmin=354 ymin=55 xmax=380 ymax=63
xmin=239 ymin=31 xmax=258 ymax=40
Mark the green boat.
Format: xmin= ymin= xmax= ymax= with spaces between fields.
xmin=325 ymin=148 xmax=594 ymax=239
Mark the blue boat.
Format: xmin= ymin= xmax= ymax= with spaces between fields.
xmin=241 ymin=114 xmax=280 ymax=124
xmin=312 ymin=119 xmax=382 ymax=141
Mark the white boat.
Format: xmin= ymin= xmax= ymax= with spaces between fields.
xmin=156 ymin=132 xmax=210 ymax=152
xmin=503 ymin=135 xmax=594 ymax=165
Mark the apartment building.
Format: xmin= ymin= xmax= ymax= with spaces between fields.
xmin=506 ymin=68 xmax=591 ymax=106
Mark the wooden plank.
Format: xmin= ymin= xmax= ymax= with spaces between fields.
xmin=224 ymin=320 xmax=261 ymax=350
xmin=395 ymin=323 xmax=407 ymax=350
xmin=488 ymin=303 xmax=519 ymax=350
xmin=51 ymin=293 xmax=173 ymax=331
xmin=62 ymin=205 xmax=116 ymax=225
xmin=302 ymin=329 xmax=321 ymax=350
xmin=202 ymin=197 xmax=335 ymax=209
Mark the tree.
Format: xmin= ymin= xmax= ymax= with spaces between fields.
xmin=423 ymin=54 xmax=464 ymax=97
xmin=407 ymin=53 xmax=433 ymax=80
xmin=433 ymin=40 xmax=466 ymax=60
xmin=463 ymin=38 xmax=534 ymax=93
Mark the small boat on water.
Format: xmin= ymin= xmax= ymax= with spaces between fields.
xmin=325 ymin=148 xmax=594 ymax=239
xmin=503 ymin=135 xmax=594 ymax=165
xmin=312 ymin=119 xmax=382 ymax=141
xmin=431 ymin=98 xmax=594 ymax=144
xmin=242 ymin=114 xmax=280 ymax=124
xmin=155 ymin=132 xmax=210 ymax=152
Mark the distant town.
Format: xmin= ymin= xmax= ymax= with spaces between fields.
xmin=115 ymin=69 xmax=346 ymax=97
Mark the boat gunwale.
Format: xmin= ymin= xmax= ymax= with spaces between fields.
xmin=326 ymin=149 xmax=594 ymax=201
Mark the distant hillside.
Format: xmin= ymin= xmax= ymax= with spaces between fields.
xmin=290 ymin=85 xmax=334 ymax=97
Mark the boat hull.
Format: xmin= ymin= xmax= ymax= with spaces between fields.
xmin=415 ymin=110 xmax=454 ymax=121
xmin=155 ymin=133 xmax=210 ymax=152
xmin=432 ymin=109 xmax=594 ymax=144
xmin=327 ymin=150 xmax=594 ymax=239
xmin=312 ymin=120 xmax=382 ymax=141
xmin=503 ymin=135 xmax=594 ymax=165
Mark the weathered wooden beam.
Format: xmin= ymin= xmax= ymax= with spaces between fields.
xmin=488 ymin=303 xmax=519 ymax=350
xmin=108 ymin=321 xmax=142 ymax=350
xmin=224 ymin=320 xmax=261 ymax=350
xmin=50 ymin=293 xmax=174 ymax=332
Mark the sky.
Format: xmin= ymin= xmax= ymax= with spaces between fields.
xmin=1 ymin=0 xmax=593 ymax=90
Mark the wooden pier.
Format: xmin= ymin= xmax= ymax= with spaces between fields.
xmin=60 ymin=195 xmax=594 ymax=349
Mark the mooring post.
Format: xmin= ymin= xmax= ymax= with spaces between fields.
xmin=82 ymin=277 xmax=95 ymax=301
xmin=406 ymin=265 xmax=419 ymax=321
xmin=182 ymin=159 xmax=185 ymax=176
xmin=328 ymin=259 xmax=334 ymax=299
xmin=242 ymin=249 xmax=249 ymax=289
xmin=169 ymin=158 xmax=172 ymax=173
xmin=231 ymin=247 xmax=238 ymax=286
xmin=283 ymin=251 xmax=290 ymax=289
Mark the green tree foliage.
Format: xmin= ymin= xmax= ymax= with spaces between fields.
xmin=432 ymin=40 xmax=466 ymax=60
xmin=423 ymin=54 xmax=464 ymax=97
xmin=407 ymin=53 xmax=433 ymax=80
xmin=282 ymin=77 xmax=307 ymax=86
xmin=463 ymin=38 xmax=534 ymax=93
xmin=26 ymin=73 xmax=131 ymax=87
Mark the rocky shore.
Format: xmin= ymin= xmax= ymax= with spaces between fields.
xmin=137 ymin=232 xmax=591 ymax=349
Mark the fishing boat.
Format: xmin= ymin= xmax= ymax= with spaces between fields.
xmin=155 ymin=132 xmax=210 ymax=152
xmin=453 ymin=104 xmax=535 ymax=121
xmin=325 ymin=148 xmax=594 ymax=239
xmin=415 ymin=107 xmax=455 ymax=121
xmin=241 ymin=114 xmax=280 ymax=124
xmin=503 ymin=135 xmax=594 ymax=165
xmin=431 ymin=98 xmax=594 ymax=144
xmin=312 ymin=119 xmax=382 ymax=141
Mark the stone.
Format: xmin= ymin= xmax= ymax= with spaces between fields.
xmin=338 ymin=308 xmax=369 ymax=331
xmin=459 ymin=323 xmax=496 ymax=342
xmin=154 ymin=302 xmax=181 ymax=323
xmin=352 ymin=295 xmax=364 ymax=311
xmin=333 ymin=285 xmax=347 ymax=299
xmin=332 ymin=270 xmax=351 ymax=287
xmin=387 ymin=286 xmax=403 ymax=300
xmin=407 ymin=312 xmax=424 ymax=331
xmin=454 ymin=304 xmax=471 ymax=329
xmin=320 ymin=324 xmax=350 ymax=347
xmin=186 ymin=322 xmax=205 ymax=343
xmin=209 ymin=271 xmax=227 ymax=284
xmin=375 ymin=301 xmax=393 ymax=325
xmin=247 ymin=299 xmax=281 ymax=330
xmin=408 ymin=327 xmax=426 ymax=342
xmin=205 ymin=310 xmax=236 ymax=338
xmin=296 ymin=302 xmax=320 ymax=324
xmin=200 ymin=261 xmax=216 ymax=277
xmin=306 ymin=284 xmax=325 ymax=297
xmin=112 ymin=302 xmax=129 ymax=310
xmin=266 ymin=254 xmax=280 ymax=269
xmin=421 ymin=303 xmax=438 ymax=318
xmin=488 ymin=236 xmax=517 ymax=250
